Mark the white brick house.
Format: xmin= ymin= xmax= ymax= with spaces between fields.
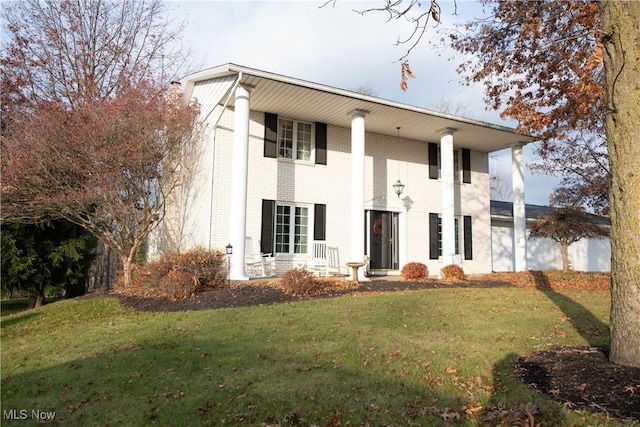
xmin=154 ymin=64 xmax=536 ymax=280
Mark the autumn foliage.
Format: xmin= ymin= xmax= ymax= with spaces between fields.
xmin=440 ymin=264 xmax=465 ymax=282
xmin=401 ymin=262 xmax=429 ymax=281
xmin=445 ymin=1 xmax=608 ymax=213
xmin=1 ymin=85 xmax=201 ymax=287
xmin=114 ymin=248 xmax=227 ymax=300
xmin=280 ymin=268 xmax=323 ymax=296
xmin=449 ymin=1 xmax=603 ymax=141
xmin=473 ymin=271 xmax=609 ymax=292
xmin=1 ymin=0 xmax=202 ymax=287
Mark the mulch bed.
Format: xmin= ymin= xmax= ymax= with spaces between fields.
xmin=113 ymin=278 xmax=511 ymax=312
xmin=515 ymin=346 xmax=640 ymax=423
xmin=107 ymin=275 xmax=639 ymax=424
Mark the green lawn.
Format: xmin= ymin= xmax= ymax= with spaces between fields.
xmin=0 ymin=286 xmax=623 ymax=426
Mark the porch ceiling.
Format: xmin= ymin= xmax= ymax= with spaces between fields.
xmin=187 ymin=64 xmax=538 ymax=152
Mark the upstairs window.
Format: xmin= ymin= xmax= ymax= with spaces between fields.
xmin=437 ymin=148 xmax=460 ymax=180
xmin=428 ymin=143 xmax=470 ymax=183
xmin=278 ymin=119 xmax=313 ymax=161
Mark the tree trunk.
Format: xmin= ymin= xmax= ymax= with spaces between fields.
xmin=560 ymin=242 xmax=570 ymax=270
xmin=121 ymin=255 xmax=133 ymax=288
xmin=599 ymin=1 xmax=640 ymax=367
xmin=30 ymin=285 xmax=45 ymax=308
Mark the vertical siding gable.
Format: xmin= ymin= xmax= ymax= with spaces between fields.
xmin=192 ymin=75 xmax=237 ymax=125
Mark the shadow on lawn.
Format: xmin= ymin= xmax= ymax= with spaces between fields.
xmin=1 ymin=330 xmax=571 ymax=426
xmin=0 ymin=311 xmax=41 ymax=329
xmin=530 ymin=271 xmax=609 ymax=346
xmin=483 ymin=271 xmax=630 ymax=424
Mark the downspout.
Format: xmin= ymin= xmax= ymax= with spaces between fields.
xmin=208 ymin=72 xmax=243 ymax=249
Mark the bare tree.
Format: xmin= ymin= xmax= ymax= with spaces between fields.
xmin=430 ymin=95 xmax=476 ymax=118
xmin=1 ymin=0 xmax=195 ymax=105
xmin=489 ymin=169 xmax=512 ymax=202
xmin=349 ymin=83 xmax=380 ymax=97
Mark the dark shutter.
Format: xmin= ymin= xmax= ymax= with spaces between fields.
xmin=260 ymin=199 xmax=276 ymax=253
xmin=314 ymin=204 xmax=326 ymax=241
xmin=429 ymin=213 xmax=439 ymax=259
xmin=264 ymin=113 xmax=278 ymax=158
xmin=315 ymin=122 xmax=327 ymax=165
xmin=463 ymin=215 xmax=473 ymax=260
xmin=428 ymin=143 xmax=438 ymax=179
xmin=462 ymin=148 xmax=471 ymax=184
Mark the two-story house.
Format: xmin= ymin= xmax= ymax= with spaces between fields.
xmin=153 ymin=63 xmax=536 ymax=280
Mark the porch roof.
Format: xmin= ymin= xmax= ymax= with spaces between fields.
xmin=490 ymin=200 xmax=611 ymax=227
xmin=185 ymin=63 xmax=538 ymax=153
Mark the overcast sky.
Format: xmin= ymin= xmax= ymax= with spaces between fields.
xmin=168 ymin=0 xmax=558 ymax=205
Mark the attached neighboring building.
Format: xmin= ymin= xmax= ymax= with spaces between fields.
xmin=153 ymin=63 xmax=538 ymax=279
xmin=490 ymin=201 xmax=611 ymax=272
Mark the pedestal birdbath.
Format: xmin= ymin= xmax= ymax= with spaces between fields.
xmin=346 ymin=262 xmax=366 ymax=284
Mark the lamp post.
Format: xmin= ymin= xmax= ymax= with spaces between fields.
xmin=225 ymin=243 xmax=233 ymax=287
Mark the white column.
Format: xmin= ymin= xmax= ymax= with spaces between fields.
xmin=229 ymin=84 xmax=252 ymax=280
xmin=440 ymin=129 xmax=456 ymax=266
xmin=350 ymin=110 xmax=369 ymax=281
xmin=511 ymin=143 xmax=527 ymax=272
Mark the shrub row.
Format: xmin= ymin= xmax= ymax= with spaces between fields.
xmin=115 ymin=248 xmax=227 ymax=300
xmin=401 ymin=262 xmax=466 ymax=282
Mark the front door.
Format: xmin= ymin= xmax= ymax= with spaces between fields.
xmin=367 ymin=211 xmax=399 ymax=270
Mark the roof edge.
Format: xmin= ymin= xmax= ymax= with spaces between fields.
xmin=186 ymin=63 xmax=538 ymax=142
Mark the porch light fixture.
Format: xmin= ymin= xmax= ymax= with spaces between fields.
xmin=393 ymin=179 xmax=405 ymax=197
xmin=225 ymin=243 xmax=233 ymax=287
xmin=393 ymin=127 xmax=405 ymax=197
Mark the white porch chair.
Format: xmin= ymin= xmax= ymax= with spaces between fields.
xmin=307 ymin=240 xmax=329 ymax=277
xmin=245 ymin=237 xmax=275 ymax=278
xmin=327 ymin=246 xmax=344 ymax=276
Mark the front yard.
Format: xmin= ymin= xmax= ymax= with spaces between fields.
xmin=1 ymin=272 xmax=637 ymax=426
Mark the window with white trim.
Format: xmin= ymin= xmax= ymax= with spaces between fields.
xmin=278 ymin=118 xmax=313 ymax=161
xmin=437 ymin=148 xmax=460 ymax=180
xmin=437 ymin=216 xmax=461 ymax=256
xmin=275 ymin=204 xmax=309 ymax=254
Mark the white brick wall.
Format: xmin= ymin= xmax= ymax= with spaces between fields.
xmin=160 ymin=97 xmax=496 ymax=276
